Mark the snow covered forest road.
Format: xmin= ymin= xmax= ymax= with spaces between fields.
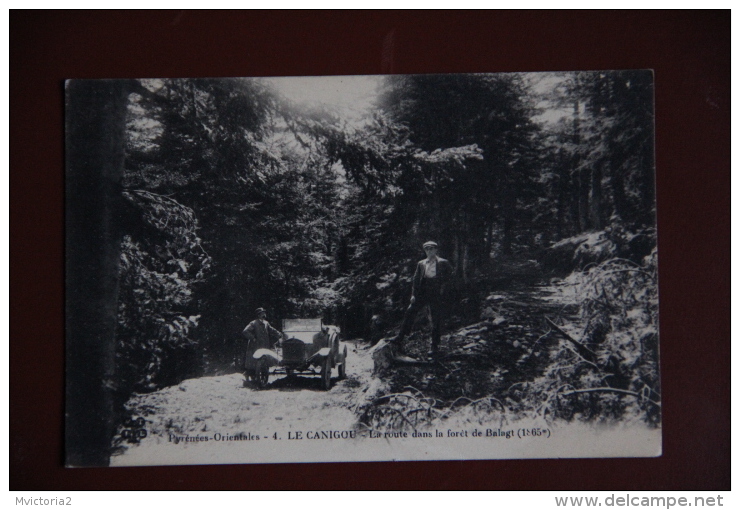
xmin=111 ymin=339 xmax=375 ymax=466
xmin=109 ymin=277 xmax=582 ymax=467
xmin=109 ymin=269 xmax=660 ymax=467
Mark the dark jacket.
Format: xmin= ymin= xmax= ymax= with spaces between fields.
xmin=242 ymin=319 xmax=282 ymax=352
xmin=411 ymin=257 xmax=454 ymax=297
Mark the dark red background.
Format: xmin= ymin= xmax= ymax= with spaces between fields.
xmin=10 ymin=11 xmax=730 ymax=490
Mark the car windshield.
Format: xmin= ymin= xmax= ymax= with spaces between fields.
xmin=282 ymin=318 xmax=322 ymax=332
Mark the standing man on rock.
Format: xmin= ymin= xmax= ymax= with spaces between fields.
xmin=392 ymin=241 xmax=454 ymax=360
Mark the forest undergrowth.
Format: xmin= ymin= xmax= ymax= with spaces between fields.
xmin=359 ymin=248 xmax=660 ymax=433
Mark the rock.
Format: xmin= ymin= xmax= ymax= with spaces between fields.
xmin=369 ymin=339 xmax=395 ymax=375
xmin=463 ymin=343 xmax=477 ymax=350
xmin=512 ymin=340 xmax=521 ymax=348
xmin=481 ymin=307 xmax=497 ymax=320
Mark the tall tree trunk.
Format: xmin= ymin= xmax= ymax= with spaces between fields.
xmin=501 ymin=188 xmax=514 ymax=256
xmin=460 ymin=209 xmax=472 ymax=282
xmin=578 ymin=167 xmax=591 ymax=231
xmin=609 ymin=147 xmax=629 ymax=223
xmin=453 ymin=233 xmax=461 ymax=275
xmin=572 ymin=100 xmax=590 ymax=231
xmin=483 ymin=219 xmax=493 ymax=262
xmin=556 ymin=152 xmax=569 ymax=239
xmin=462 ymin=241 xmax=470 ymax=284
xmin=589 ymin=161 xmax=603 ymax=230
xmin=65 ymin=79 xmax=131 ymax=466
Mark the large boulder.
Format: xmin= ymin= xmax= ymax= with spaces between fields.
xmin=369 ymin=338 xmax=395 ymax=375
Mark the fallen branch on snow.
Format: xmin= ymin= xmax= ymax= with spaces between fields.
xmin=545 ymin=316 xmax=598 ymax=365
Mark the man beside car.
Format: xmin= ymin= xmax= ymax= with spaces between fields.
xmin=241 ymin=307 xmax=282 ymax=371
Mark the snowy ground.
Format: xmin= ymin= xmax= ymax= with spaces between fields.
xmin=110 ymin=279 xmax=660 ymax=466
xmin=110 ymin=339 xmax=375 ymax=466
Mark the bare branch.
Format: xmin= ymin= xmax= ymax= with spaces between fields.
xmin=545 ymin=316 xmax=599 ymax=364
xmin=560 ymin=387 xmax=661 ymax=407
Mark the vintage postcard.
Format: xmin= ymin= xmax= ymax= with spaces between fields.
xmin=65 ymin=71 xmax=660 ymax=467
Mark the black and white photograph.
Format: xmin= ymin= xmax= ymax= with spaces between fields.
xmin=65 ymin=71 xmax=660 ymax=467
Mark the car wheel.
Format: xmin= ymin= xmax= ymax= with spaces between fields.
xmin=320 ymin=356 xmax=332 ymax=391
xmin=338 ymin=345 xmax=347 ymax=380
xmin=255 ymin=359 xmax=269 ymax=389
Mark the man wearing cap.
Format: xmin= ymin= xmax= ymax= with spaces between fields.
xmin=392 ymin=241 xmax=454 ymax=360
xmin=241 ymin=308 xmax=283 ymax=369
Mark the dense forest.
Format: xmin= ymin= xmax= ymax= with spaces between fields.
xmin=106 ymin=71 xmax=657 ymax=432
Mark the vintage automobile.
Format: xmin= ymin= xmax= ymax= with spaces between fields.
xmin=246 ymin=318 xmax=348 ymax=391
